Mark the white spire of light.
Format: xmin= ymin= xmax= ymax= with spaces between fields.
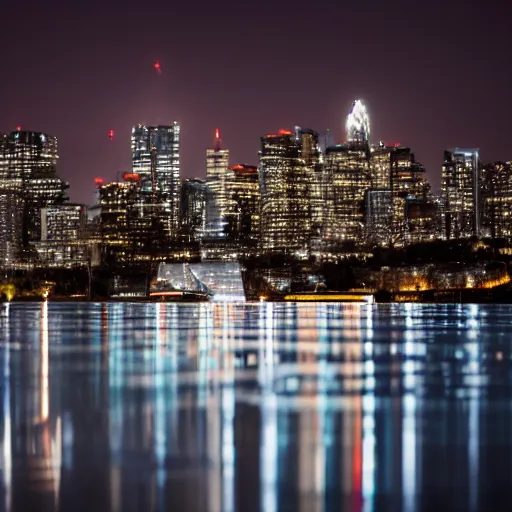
xmin=346 ymin=99 xmax=370 ymax=145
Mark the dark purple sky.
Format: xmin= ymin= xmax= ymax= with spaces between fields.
xmin=0 ymin=0 xmax=510 ymax=204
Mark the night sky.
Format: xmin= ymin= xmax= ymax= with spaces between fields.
xmin=0 ymin=0 xmax=510 ymax=205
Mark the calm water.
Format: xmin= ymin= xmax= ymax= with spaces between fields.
xmin=0 ymin=302 xmax=512 ymax=512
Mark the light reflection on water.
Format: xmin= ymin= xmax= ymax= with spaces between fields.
xmin=0 ymin=302 xmax=512 ymax=511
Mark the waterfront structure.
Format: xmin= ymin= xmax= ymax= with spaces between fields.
xmin=204 ymin=129 xmax=230 ymax=238
xmin=481 ymin=161 xmax=512 ymax=238
xmin=36 ymin=204 xmax=87 ymax=266
xmin=259 ymin=128 xmax=314 ymax=258
xmin=180 ymin=178 xmax=207 ymax=242
xmin=441 ymin=148 xmax=482 ymax=239
xmin=131 ymin=123 xmax=181 ymax=239
xmin=1 ymin=130 xmax=68 ymax=245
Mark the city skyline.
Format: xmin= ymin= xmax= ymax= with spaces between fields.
xmin=0 ymin=0 xmax=510 ymax=205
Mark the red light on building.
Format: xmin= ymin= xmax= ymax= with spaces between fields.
xmin=94 ymin=177 xmax=104 ymax=186
xmin=393 ymin=142 xmax=401 ymax=147
xmin=16 ymin=126 xmax=21 ymax=131
xmin=215 ymin=128 xmax=220 ymax=140
xmin=231 ymin=164 xmax=244 ymax=170
xmin=278 ymin=129 xmax=292 ymax=135
xmin=123 ymin=173 xmax=140 ymax=181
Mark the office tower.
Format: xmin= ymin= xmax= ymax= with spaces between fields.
xmin=367 ymin=144 xmax=432 ymax=246
xmin=365 ymin=189 xmax=393 ymax=246
xmin=205 ymin=129 xmax=230 ymax=238
xmin=441 ymin=148 xmax=481 ymax=239
xmin=225 ymin=164 xmax=260 ymax=241
xmin=298 ymin=129 xmax=323 ymax=237
xmin=0 ymin=190 xmax=24 ymax=268
xmin=131 ymin=123 xmax=181 ymax=239
xmin=99 ymin=178 xmax=138 ymax=263
xmin=1 ymin=130 xmax=68 ymax=245
xmin=0 ymin=135 xmax=23 ymax=268
xmin=36 ymin=204 xmax=87 ymax=266
xmin=323 ymin=100 xmax=373 ymax=249
xmin=259 ymin=128 xmax=314 ymax=258
xmin=481 ymin=162 xmax=512 ymax=238
xmin=323 ymin=143 xmax=371 ymax=246
xmin=390 ymin=147 xmax=431 ymax=242
xmin=180 ymin=178 xmax=207 ymax=241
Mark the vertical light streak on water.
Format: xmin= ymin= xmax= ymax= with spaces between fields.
xmin=467 ymin=304 xmax=480 ymax=512
xmin=41 ymin=300 xmax=49 ymax=422
xmin=221 ymin=304 xmax=235 ymax=512
xmin=362 ymin=393 xmax=376 ymax=512
xmin=154 ymin=303 xmax=166 ymax=509
xmin=402 ymin=393 xmax=416 ymax=512
xmin=2 ymin=303 xmax=11 ymax=512
xmin=362 ymin=304 xmax=376 ymax=512
xmin=197 ymin=304 xmax=210 ymax=406
xmin=315 ymin=303 xmax=328 ymax=512
xmin=109 ymin=303 xmax=124 ymax=512
xmin=260 ymin=302 xmax=277 ymax=512
xmin=208 ymin=305 xmax=221 ymax=512
xmin=402 ymin=302 xmax=417 ymax=512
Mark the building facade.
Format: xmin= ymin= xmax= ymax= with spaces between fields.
xmin=180 ymin=178 xmax=207 ymax=242
xmin=441 ymin=148 xmax=481 ymax=239
xmin=131 ymin=123 xmax=181 ymax=239
xmin=204 ymin=129 xmax=230 ymax=238
xmin=1 ymin=130 xmax=68 ymax=246
xmin=481 ymin=161 xmax=512 ymax=238
xmin=36 ymin=204 xmax=87 ymax=266
xmin=259 ymin=128 xmax=314 ymax=258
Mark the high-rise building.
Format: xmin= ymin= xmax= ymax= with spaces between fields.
xmin=225 ymin=164 xmax=260 ymax=242
xmin=441 ymin=148 xmax=481 ymax=239
xmin=180 ymin=178 xmax=207 ymax=241
xmin=481 ymin=161 xmax=512 ymax=238
xmin=365 ymin=189 xmax=393 ymax=246
xmin=36 ymin=204 xmax=87 ymax=266
xmin=323 ymin=143 xmax=371 ymax=246
xmin=1 ymin=130 xmax=68 ymax=245
xmin=259 ymin=128 xmax=314 ymax=258
xmin=131 ymin=123 xmax=181 ymax=239
xmin=0 ymin=190 xmax=24 ymax=269
xmin=205 ymin=129 xmax=230 ymax=238
xmin=323 ymin=101 xmax=373 ymax=250
xmin=99 ymin=178 xmax=138 ymax=263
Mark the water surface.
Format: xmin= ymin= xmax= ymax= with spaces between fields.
xmin=1 ymin=302 xmax=512 ymax=512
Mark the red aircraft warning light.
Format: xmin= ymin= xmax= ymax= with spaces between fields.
xmin=16 ymin=126 xmax=21 ymax=131
xmin=154 ymin=62 xmax=161 ymax=74
xmin=123 ymin=173 xmax=140 ymax=182
xmin=94 ymin=177 xmax=104 ymax=187
xmin=109 ymin=129 xmax=114 ymax=141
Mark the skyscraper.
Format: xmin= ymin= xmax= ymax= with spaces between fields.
xmin=323 ymin=101 xmax=371 ymax=248
xmin=205 ymin=129 xmax=230 ymax=238
xmin=180 ymin=178 xmax=207 ymax=242
xmin=259 ymin=128 xmax=313 ymax=258
xmin=225 ymin=164 xmax=260 ymax=242
xmin=1 ymin=130 xmax=68 ymax=246
xmin=131 ymin=123 xmax=181 ymax=239
xmin=323 ymin=143 xmax=371 ymax=246
xmin=441 ymin=148 xmax=481 ymax=239
xmin=481 ymin=161 xmax=512 ymax=238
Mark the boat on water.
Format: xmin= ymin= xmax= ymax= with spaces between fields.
xmin=149 ymin=263 xmax=213 ymax=302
